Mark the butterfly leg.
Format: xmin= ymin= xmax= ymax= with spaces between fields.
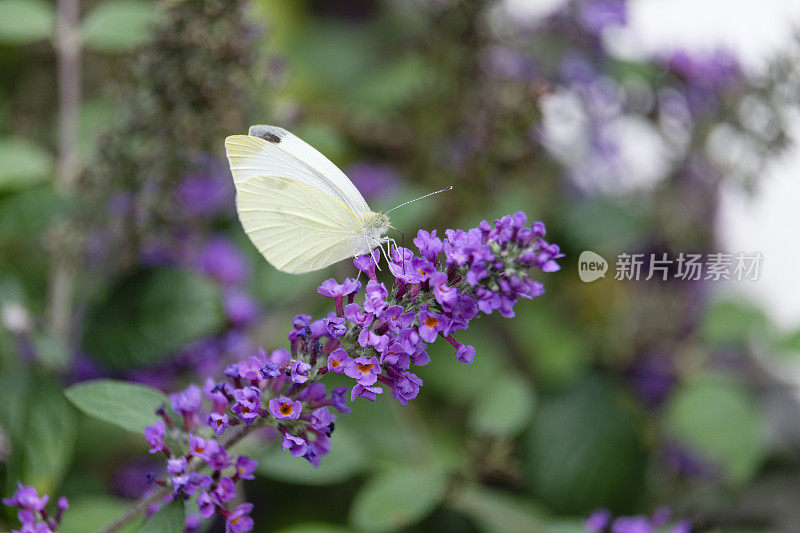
xmin=377 ymin=240 xmax=392 ymax=269
xmin=386 ymin=237 xmax=402 ymax=273
xmin=371 ymin=247 xmax=382 ymax=271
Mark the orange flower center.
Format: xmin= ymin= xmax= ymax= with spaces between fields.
xmin=425 ymin=317 xmax=439 ymax=328
xmin=357 ymin=363 xmax=373 ymax=374
xmin=331 ymin=359 xmax=341 ymax=367
xmin=279 ymin=404 xmax=293 ymax=416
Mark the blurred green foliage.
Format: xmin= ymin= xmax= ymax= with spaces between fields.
xmin=0 ymin=0 xmax=798 ymax=532
xmin=82 ymin=269 xmax=224 ymax=369
xmin=0 ymin=0 xmax=54 ymax=44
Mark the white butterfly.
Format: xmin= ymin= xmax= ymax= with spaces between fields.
xmin=224 ymin=125 xmax=396 ymax=274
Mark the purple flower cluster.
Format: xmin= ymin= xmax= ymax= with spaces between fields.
xmin=585 ymin=507 xmax=691 ymax=533
xmin=143 ymin=384 xmax=262 ymax=532
xmin=2 ymin=483 xmax=68 ymax=533
xmin=318 ymin=211 xmax=561 ymax=405
xmin=141 ymin=213 xmax=559 ymax=532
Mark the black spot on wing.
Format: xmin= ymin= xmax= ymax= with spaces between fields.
xmin=248 ymin=125 xmax=284 ymax=144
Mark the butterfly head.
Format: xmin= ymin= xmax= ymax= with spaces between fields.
xmin=371 ymin=212 xmax=390 ymax=231
xmin=361 ymin=211 xmax=390 ymax=243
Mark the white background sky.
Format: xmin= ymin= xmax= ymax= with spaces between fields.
xmin=622 ymin=0 xmax=800 ymax=331
xmin=507 ymin=0 xmax=800 ymax=330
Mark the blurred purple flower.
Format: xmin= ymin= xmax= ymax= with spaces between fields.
xmin=578 ymin=0 xmax=628 ymax=35
xmin=195 ymin=237 xmax=250 ymax=285
xmin=560 ymin=51 xmax=597 ymax=85
xmin=346 ymin=162 xmax=401 ymax=201
xmin=68 ymin=353 xmax=106 ymax=383
xmin=585 ymin=508 xmax=691 ymax=533
xmin=585 ymin=509 xmax=611 ymax=532
xmin=482 ymin=45 xmax=537 ymax=81
xmin=224 ymin=291 xmax=260 ymax=328
xmin=662 ymin=441 xmax=719 ymax=480
xmin=111 ymin=458 xmax=162 ymax=499
xmin=627 ymin=353 xmax=676 ymax=407
xmin=666 ymin=49 xmax=741 ymax=90
xmin=174 ymin=171 xmax=234 ymax=218
xmin=611 ymin=515 xmax=653 ymax=533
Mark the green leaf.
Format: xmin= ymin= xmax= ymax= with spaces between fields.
xmin=0 ymin=136 xmax=53 ymax=192
xmin=251 ymin=262 xmax=328 ymax=306
xmin=354 ymin=54 xmax=432 ymax=113
xmin=0 ymin=188 xmax=67 ymax=246
xmin=0 ymin=372 xmax=76 ymax=494
xmin=138 ymin=498 xmax=185 ymax=533
xmin=349 ymin=464 xmax=446 ymax=532
xmin=559 ymin=198 xmax=648 ymax=256
xmin=0 ymin=367 xmax=33 ymax=440
xmin=700 ymin=299 xmax=769 ymax=347
xmin=664 ymin=376 xmax=764 ymax=485
xmin=252 ymin=426 xmax=367 ymax=485
xmin=773 ymin=327 xmax=800 ymax=357
xmin=274 ymin=524 xmax=352 ymax=533
xmin=79 ymin=98 xmax=115 ymax=161
xmin=293 ymin=123 xmax=347 ymax=164
xmin=422 ymin=319 xmax=505 ymax=405
xmin=525 ymin=375 xmax=646 ymax=514
xmin=447 ymin=484 xmax=547 ymax=533
xmin=65 ymin=379 xmax=168 ymax=434
xmin=31 ymin=331 xmax=71 ymax=372
xmin=0 ymin=0 xmax=54 ymax=44
xmin=58 ymin=496 xmax=141 ymax=533
xmin=82 ymin=268 xmax=224 ymax=369
xmin=512 ymin=305 xmax=590 ymax=388
xmin=468 ymin=375 xmax=535 ymax=437
xmin=0 ymin=189 xmax=69 ymax=293
xmin=541 ymin=520 xmax=590 ymax=533
xmin=287 ymin=20 xmax=382 ymax=99
xmin=334 ymin=386 xmax=407 ymax=458
xmin=81 ymin=0 xmax=165 ymax=53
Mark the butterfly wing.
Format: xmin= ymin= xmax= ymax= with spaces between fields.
xmin=236 ymin=176 xmax=365 ymax=274
xmin=225 ymin=125 xmax=370 ymax=218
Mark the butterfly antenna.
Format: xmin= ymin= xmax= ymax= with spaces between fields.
xmin=384 ymin=186 xmax=453 ymax=214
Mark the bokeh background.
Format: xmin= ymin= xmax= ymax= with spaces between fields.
xmin=1 ymin=0 xmax=800 ymax=531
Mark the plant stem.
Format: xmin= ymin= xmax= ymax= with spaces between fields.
xmin=47 ymin=0 xmax=81 ymax=342
xmin=98 ymin=420 xmax=264 ymax=533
